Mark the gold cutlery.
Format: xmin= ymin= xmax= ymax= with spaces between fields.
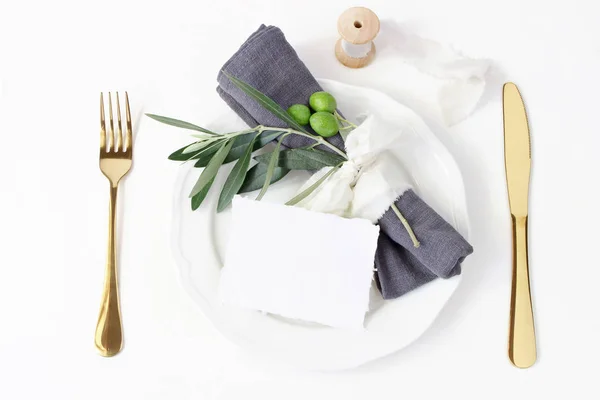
xmin=503 ymin=82 xmax=536 ymax=368
xmin=95 ymin=92 xmax=133 ymax=357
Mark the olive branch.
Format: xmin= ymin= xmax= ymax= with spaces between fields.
xmin=147 ymin=73 xmax=419 ymax=247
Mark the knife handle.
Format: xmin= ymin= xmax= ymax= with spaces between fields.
xmin=508 ymin=215 xmax=537 ymax=368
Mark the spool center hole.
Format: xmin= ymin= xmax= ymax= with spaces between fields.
xmin=354 ymin=21 xmax=362 ymax=28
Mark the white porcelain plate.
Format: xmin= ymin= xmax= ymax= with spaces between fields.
xmin=171 ymin=80 xmax=470 ymax=370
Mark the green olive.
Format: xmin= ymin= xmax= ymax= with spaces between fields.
xmin=309 ymin=91 xmax=337 ymax=113
xmin=309 ymin=112 xmax=339 ymax=137
xmin=286 ymin=104 xmax=311 ymax=126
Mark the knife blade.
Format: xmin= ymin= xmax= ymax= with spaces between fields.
xmin=503 ymin=82 xmax=537 ymax=368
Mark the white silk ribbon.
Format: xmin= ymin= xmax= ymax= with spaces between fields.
xmin=294 ymin=114 xmax=414 ymax=222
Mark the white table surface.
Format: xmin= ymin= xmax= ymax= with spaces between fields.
xmin=1 ymin=0 xmax=599 ymax=398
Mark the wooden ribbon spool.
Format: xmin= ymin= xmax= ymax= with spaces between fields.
xmin=335 ymin=7 xmax=380 ymax=68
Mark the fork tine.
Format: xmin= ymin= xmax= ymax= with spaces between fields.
xmin=108 ymin=92 xmax=115 ymax=151
xmin=116 ymin=93 xmax=123 ymax=151
xmin=125 ymin=92 xmax=132 ymax=151
xmin=100 ymin=93 xmax=106 ymax=149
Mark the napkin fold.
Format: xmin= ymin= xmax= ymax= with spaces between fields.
xmin=293 ymin=114 xmax=416 ymax=223
xmin=217 ymin=25 xmax=473 ymax=299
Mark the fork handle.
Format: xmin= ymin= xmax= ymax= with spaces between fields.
xmin=95 ymin=184 xmax=123 ymax=357
xmin=508 ymin=215 xmax=536 ymax=368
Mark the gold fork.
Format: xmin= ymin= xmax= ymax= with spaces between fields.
xmin=95 ymin=92 xmax=132 ymax=357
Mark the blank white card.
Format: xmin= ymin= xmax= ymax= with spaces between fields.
xmin=219 ymin=196 xmax=380 ymax=330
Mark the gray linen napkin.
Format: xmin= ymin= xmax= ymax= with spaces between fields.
xmin=217 ymin=25 xmax=473 ymax=299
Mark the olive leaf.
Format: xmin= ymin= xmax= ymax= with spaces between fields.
xmin=255 ymin=147 xmax=345 ymax=170
xmin=189 ymin=139 xmax=234 ymax=198
xmin=194 ymin=130 xmax=283 ymax=168
xmin=182 ymin=141 xmax=213 ymax=154
xmin=146 ymin=113 xmax=217 ymax=135
xmin=224 ymin=130 xmax=283 ymax=163
xmin=169 ymin=139 xmax=224 ymax=161
xmin=223 ymin=132 xmax=262 ymax=162
xmin=169 ymin=144 xmax=205 ymax=161
xmin=217 ymin=134 xmax=259 ymax=212
xmin=191 ymin=177 xmax=215 ymax=210
xmin=238 ymin=163 xmax=290 ymax=193
xmin=193 ymin=146 xmax=220 ymax=167
xmin=285 ymin=165 xmax=341 ymax=206
xmin=191 ymin=141 xmax=226 ymax=166
xmin=255 ymin=135 xmax=286 ymax=200
xmin=223 ymin=72 xmax=309 ymax=134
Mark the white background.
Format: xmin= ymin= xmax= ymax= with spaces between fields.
xmin=1 ymin=0 xmax=599 ymax=399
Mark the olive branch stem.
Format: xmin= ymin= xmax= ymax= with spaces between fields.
xmin=335 ymin=111 xmax=358 ymax=128
xmin=255 ymin=126 xmax=349 ymax=160
xmin=391 ymin=203 xmax=420 ymax=248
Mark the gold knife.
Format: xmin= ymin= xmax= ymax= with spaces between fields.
xmin=503 ymin=82 xmax=536 ymax=368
